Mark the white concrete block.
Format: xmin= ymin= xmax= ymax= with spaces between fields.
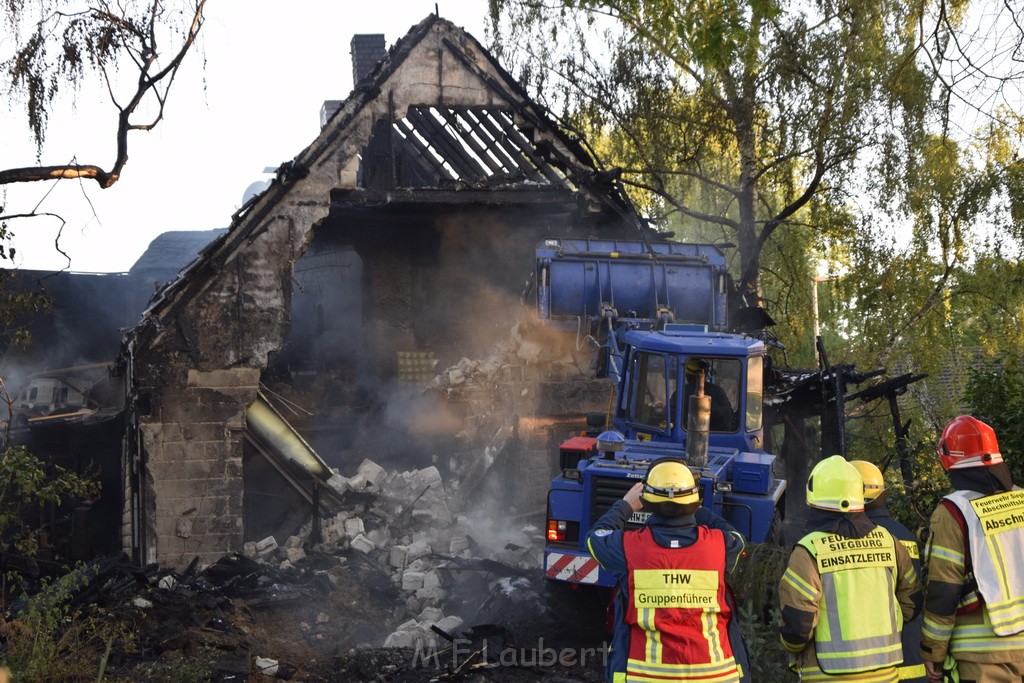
xmin=357 ymin=458 xmax=385 ymax=487
xmin=401 ymin=570 xmax=425 ymax=591
xmin=406 ymin=539 xmax=431 ymax=561
xmin=255 ymin=535 xmax=278 ymax=552
xmin=414 ymin=466 xmax=443 ymax=489
xmin=344 ymin=517 xmax=365 ymax=538
xmin=350 ymin=533 xmax=375 ymax=554
xmin=436 ymin=615 xmax=464 ymax=635
xmin=326 ymin=473 xmax=349 ymax=495
xmin=389 ymin=545 xmax=409 ymax=569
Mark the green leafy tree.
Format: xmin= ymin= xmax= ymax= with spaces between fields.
xmin=490 ymin=3 xmax=1024 ymax=396
xmin=963 ymin=357 xmax=1024 ymax=485
xmin=814 ymin=128 xmax=1024 ymax=478
xmin=490 ymin=0 xmax=939 ymax=304
xmin=1 ymin=218 xmax=50 ymax=351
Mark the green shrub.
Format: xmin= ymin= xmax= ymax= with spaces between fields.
xmin=0 ymin=565 xmax=132 ymax=682
xmin=885 ymin=436 xmax=951 ymax=534
xmin=963 ymin=357 xmax=1024 ymax=485
xmin=730 ymin=543 xmax=796 ymax=681
xmin=0 ymin=444 xmax=99 ymax=556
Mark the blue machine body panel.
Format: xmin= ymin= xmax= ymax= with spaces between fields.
xmin=536 ymin=238 xmax=729 ymax=332
xmin=537 ymin=239 xmax=788 ymax=586
xmin=544 ymin=441 xmax=785 ymax=588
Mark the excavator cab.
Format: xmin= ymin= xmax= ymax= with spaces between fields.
xmin=613 ymin=326 xmax=765 ymax=454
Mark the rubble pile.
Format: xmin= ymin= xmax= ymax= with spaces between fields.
xmin=0 ymin=452 xmax=566 ymax=679
xmin=8 ymin=320 xmax=619 ymax=680
xmin=424 ymin=319 xmax=610 ymax=519
xmin=257 ymin=455 xmax=552 ymax=654
xmin=429 ymin=320 xmax=586 ymax=395
xmin=39 ymin=463 xmax=589 ymax=682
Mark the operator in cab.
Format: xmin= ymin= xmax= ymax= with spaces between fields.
xmin=779 ymin=455 xmax=921 ymax=682
xmin=680 ymin=358 xmax=736 ymax=432
xmin=586 ymin=457 xmax=749 ymax=683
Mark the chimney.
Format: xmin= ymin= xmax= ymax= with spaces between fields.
xmin=351 ymin=34 xmax=386 ymax=87
xmin=320 ymin=100 xmax=343 ymax=129
xmin=321 ymin=35 xmax=387 ymax=129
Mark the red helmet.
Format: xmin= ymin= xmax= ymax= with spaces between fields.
xmin=937 ymin=415 xmax=1002 ymax=470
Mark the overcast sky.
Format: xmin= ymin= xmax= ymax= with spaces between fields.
xmin=3 ymin=1 xmax=490 ymax=273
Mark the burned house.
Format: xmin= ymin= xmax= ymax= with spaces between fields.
xmin=0 ymin=230 xmax=226 ymax=560
xmin=121 ymin=15 xmax=648 ymax=569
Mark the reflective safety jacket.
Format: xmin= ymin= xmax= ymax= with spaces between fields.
xmin=867 ymin=507 xmax=927 ymax=683
xmin=798 ymin=528 xmax=904 ymax=673
xmin=779 ymin=525 xmax=920 ymax=683
xmin=921 ymin=487 xmax=1024 ymax=667
xmin=622 ymin=525 xmax=738 ymax=682
xmin=587 ymin=501 xmax=747 ymax=683
xmin=944 ymin=488 xmax=1024 ymax=636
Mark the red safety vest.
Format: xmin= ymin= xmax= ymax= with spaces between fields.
xmin=622 ymin=526 xmax=739 ymax=683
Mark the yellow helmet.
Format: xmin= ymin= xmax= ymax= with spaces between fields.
xmin=806 ymin=455 xmax=864 ymax=513
xmin=850 ymin=460 xmax=885 ymax=502
xmin=641 ymin=458 xmax=700 ymax=505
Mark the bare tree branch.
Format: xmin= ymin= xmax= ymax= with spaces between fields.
xmin=1 ymin=0 xmax=207 ymax=190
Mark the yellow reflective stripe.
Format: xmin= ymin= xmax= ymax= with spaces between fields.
xmin=585 ymin=537 xmax=606 ymax=568
xmin=613 ymin=673 xmax=627 ymax=683
xmin=923 ymin=615 xmax=953 ymax=641
xmin=927 ymin=544 xmax=964 ymax=565
xmin=949 ymin=613 xmax=1024 ymax=653
xmin=796 ymin=667 xmax=899 ymax=682
xmin=627 ymin=656 xmax=738 ymax=675
xmin=986 ymin=597 xmax=1024 ymax=632
xmin=703 ymin=610 xmax=723 ymax=662
xmin=950 ymin=634 xmax=1024 ymax=652
xmin=810 ymin=497 xmax=851 ymax=509
xmin=649 ymin=617 xmax=662 ymax=664
xmin=625 ymin=672 xmax=739 ymax=683
xmin=782 ymin=567 xmax=817 ymax=601
xmin=987 ymin=533 xmax=1012 ymax=600
xmin=903 ymin=565 xmax=916 ymax=583
xmin=780 ymin=633 xmax=805 ymax=653
xmin=726 ymin=531 xmax=745 ymax=572
xmin=898 ymin=663 xmax=927 ymax=679
xmin=816 ymin=642 xmax=903 ymax=672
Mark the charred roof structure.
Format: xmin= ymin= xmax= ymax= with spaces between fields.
xmin=121 ymin=15 xmax=649 ymax=568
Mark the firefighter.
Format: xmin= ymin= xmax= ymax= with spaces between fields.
xmin=920 ymin=415 xmax=1024 ymax=683
xmin=586 ymin=457 xmax=748 ymax=683
xmin=851 ymin=459 xmax=927 ymax=683
xmin=778 ymin=455 xmax=922 ymax=682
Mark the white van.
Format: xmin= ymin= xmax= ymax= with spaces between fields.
xmin=13 ymin=378 xmax=89 ymax=418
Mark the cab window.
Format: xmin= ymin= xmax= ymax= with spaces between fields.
xmin=681 ymin=357 xmax=741 ymax=432
xmin=629 ymin=352 xmax=674 ymax=430
xmin=746 ymin=356 xmax=763 ymax=431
